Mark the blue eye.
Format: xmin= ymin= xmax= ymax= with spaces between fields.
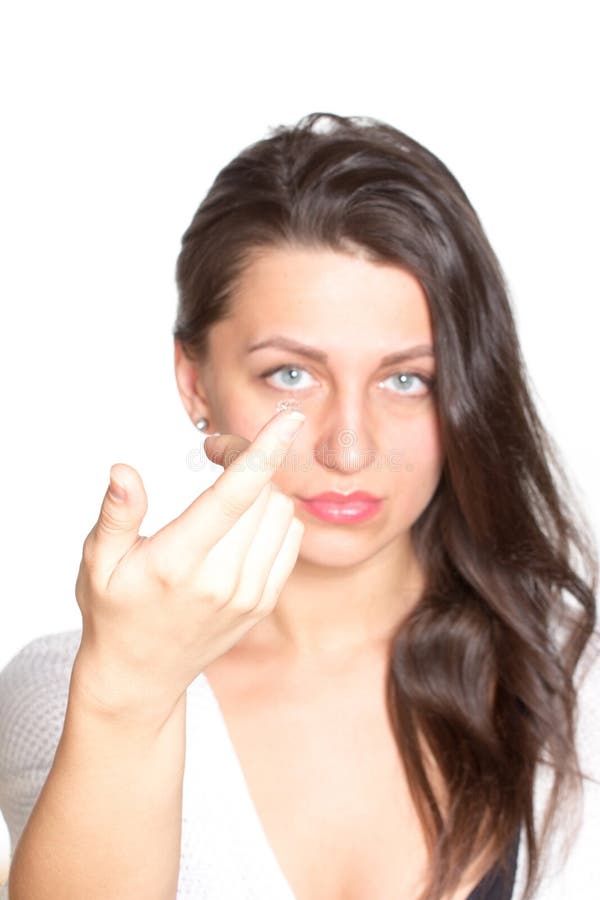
xmin=379 ymin=372 xmax=433 ymax=397
xmin=260 ymin=365 xmax=315 ymax=390
xmin=260 ymin=365 xmax=434 ymax=397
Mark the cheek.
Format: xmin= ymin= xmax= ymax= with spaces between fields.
xmin=391 ymin=414 xmax=444 ymax=515
xmin=212 ymin=369 xmax=281 ymax=440
xmin=218 ymin=402 xmax=274 ymax=444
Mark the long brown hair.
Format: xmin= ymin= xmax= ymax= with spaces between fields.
xmin=173 ymin=112 xmax=599 ymax=900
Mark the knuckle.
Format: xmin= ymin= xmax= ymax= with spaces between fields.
xmin=256 ymin=584 xmax=283 ymax=615
xmin=229 ymin=588 xmax=261 ymax=616
xmin=142 ymin=535 xmax=191 ymax=591
xmin=81 ymin=534 xmax=97 ymax=570
xmin=202 ymin=567 xmax=239 ymax=608
xmin=146 ymin=545 xmax=181 ymax=589
xmin=79 ymin=536 xmax=106 ymax=592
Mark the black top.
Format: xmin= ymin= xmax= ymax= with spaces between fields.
xmin=465 ymin=827 xmax=521 ymax=900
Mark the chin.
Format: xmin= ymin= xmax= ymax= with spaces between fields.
xmin=294 ymin=531 xmax=389 ymax=569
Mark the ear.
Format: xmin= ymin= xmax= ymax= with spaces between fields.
xmin=173 ymin=338 xmax=211 ymax=425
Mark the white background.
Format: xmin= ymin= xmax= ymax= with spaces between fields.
xmin=1 ymin=0 xmax=598 ymax=884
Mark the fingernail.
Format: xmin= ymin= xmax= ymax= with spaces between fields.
xmin=108 ymin=478 xmax=126 ymax=501
xmin=275 ymin=411 xmax=305 ymax=441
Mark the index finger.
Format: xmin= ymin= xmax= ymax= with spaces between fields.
xmin=177 ymin=408 xmax=305 ymax=554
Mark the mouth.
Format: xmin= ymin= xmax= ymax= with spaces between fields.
xmin=299 ymin=491 xmax=381 ymax=503
xmin=296 ymin=492 xmax=383 ymax=524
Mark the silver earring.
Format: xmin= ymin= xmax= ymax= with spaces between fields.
xmin=195 ymin=417 xmax=209 ymax=431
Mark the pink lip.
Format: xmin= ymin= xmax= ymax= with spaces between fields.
xmin=297 ymin=492 xmax=383 ymax=524
xmin=301 ymin=491 xmax=381 ymax=503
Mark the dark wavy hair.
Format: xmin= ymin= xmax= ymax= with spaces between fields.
xmin=173 ymin=112 xmax=599 ymax=900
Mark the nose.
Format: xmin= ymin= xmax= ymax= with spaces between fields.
xmin=312 ymin=393 xmax=377 ymax=474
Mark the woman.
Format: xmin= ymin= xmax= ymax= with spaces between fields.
xmin=1 ymin=112 xmax=598 ymax=900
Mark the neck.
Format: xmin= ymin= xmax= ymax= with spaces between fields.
xmin=242 ymin=537 xmax=425 ymax=666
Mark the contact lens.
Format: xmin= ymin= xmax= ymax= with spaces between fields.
xmin=276 ymin=398 xmax=302 ymax=413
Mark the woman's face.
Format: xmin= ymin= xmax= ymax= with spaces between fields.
xmin=177 ymin=245 xmax=443 ymax=570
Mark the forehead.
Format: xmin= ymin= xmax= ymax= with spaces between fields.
xmin=213 ymin=245 xmax=434 ymax=358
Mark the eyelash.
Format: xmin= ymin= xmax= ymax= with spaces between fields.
xmin=258 ymin=364 xmax=435 ymax=397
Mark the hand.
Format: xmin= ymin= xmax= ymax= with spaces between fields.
xmin=71 ymin=409 xmax=305 ymax=728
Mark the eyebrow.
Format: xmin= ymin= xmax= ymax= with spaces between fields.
xmin=246 ymin=335 xmax=435 ymax=366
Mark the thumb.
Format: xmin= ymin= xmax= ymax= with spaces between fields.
xmin=93 ymin=463 xmax=148 ymax=574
